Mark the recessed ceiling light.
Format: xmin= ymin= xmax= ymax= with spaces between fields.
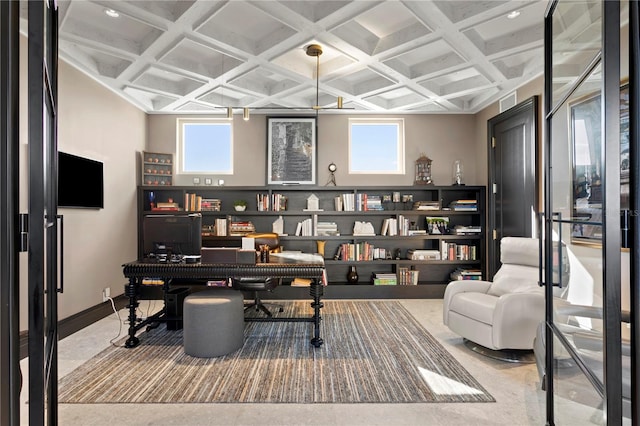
xmin=507 ymin=10 xmax=521 ymax=19
xmin=104 ymin=9 xmax=119 ymax=18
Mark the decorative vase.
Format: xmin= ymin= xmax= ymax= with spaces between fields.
xmin=346 ymin=265 xmax=359 ymax=284
xmin=316 ymin=240 xmax=326 ymax=257
xmin=234 ymin=205 xmax=246 ymax=211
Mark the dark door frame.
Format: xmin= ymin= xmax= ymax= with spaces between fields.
xmin=0 ymin=1 xmax=22 ymax=424
xmin=28 ymin=1 xmax=60 ymax=424
xmin=487 ymin=96 xmax=539 ymax=279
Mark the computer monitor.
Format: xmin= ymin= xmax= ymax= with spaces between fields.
xmin=142 ymin=213 xmax=202 ymax=258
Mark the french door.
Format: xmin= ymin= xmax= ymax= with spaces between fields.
xmin=28 ymin=1 xmax=61 ymax=425
xmin=543 ymin=1 xmax=637 ymax=424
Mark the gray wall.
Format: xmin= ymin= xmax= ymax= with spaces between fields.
xmin=147 ymin=114 xmax=480 ymax=187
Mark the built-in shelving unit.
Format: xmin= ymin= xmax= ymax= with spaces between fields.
xmin=141 ymin=151 xmax=173 ymax=186
xmin=137 ymin=185 xmax=486 ymax=298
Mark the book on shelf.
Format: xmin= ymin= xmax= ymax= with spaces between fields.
xmin=257 ymin=193 xmax=288 ymax=211
xmin=371 ymin=272 xmax=397 ymax=285
xmin=336 ymin=242 xmax=387 ymax=261
xmin=408 ymin=249 xmax=440 ymax=260
xmin=413 ymin=200 xmax=441 ymax=210
xmin=316 ymin=221 xmax=339 ymax=236
xmin=453 ymin=225 xmax=482 ymax=235
xmin=441 ymin=242 xmax=477 ymax=260
xmin=200 ymin=198 xmax=221 ymax=211
xmin=450 ymin=268 xmax=483 ymax=281
xmin=183 ymin=192 xmax=203 ymax=211
xmin=291 ymin=277 xmax=312 ymax=287
xmin=449 ymin=199 xmax=478 ymax=211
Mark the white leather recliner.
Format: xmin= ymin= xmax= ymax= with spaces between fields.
xmin=443 ymin=237 xmax=544 ymax=350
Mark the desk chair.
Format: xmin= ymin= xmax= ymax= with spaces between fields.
xmin=230 ymin=232 xmax=284 ymax=317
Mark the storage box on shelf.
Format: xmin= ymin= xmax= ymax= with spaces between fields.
xmin=141 ymin=151 xmax=173 ymax=186
xmin=137 ymin=185 xmax=486 ymax=298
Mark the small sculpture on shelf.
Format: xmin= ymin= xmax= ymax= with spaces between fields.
xmin=414 ymin=154 xmax=433 ymax=185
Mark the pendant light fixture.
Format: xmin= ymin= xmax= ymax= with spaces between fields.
xmin=223 ymin=43 xmax=349 ymax=120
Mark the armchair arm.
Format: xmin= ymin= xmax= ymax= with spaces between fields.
xmin=492 ymin=291 xmax=545 ymax=349
xmin=443 ymin=280 xmax=492 ymax=324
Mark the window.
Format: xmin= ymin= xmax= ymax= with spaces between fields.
xmin=348 ymin=118 xmax=404 ymax=174
xmin=177 ymin=118 xmax=233 ymax=174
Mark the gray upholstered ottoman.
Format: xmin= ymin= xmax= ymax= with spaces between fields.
xmin=183 ymin=289 xmax=244 ymax=357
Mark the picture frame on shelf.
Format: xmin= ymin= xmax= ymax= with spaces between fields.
xmin=570 ymin=82 xmax=628 ymax=245
xmin=267 ymin=117 xmax=316 ymax=185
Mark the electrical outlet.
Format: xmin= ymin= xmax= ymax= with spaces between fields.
xmin=102 ymin=287 xmax=110 ymax=302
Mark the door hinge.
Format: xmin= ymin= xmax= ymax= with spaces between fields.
xmin=491 ymin=137 xmax=496 ymax=148
xmin=492 ymin=183 xmax=497 ymax=194
xmin=19 ymin=213 xmax=28 ymax=252
xmin=493 ymin=230 xmax=497 ymax=240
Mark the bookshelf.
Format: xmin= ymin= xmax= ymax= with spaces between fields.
xmin=141 ymin=151 xmax=173 ymax=186
xmin=137 ymin=185 xmax=486 ymax=298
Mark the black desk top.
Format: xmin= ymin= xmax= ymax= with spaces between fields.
xmin=122 ymin=253 xmax=325 ymax=279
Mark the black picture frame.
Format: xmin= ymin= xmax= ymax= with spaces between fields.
xmin=267 ymin=116 xmax=317 ymax=185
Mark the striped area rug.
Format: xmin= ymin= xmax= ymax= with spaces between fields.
xmin=58 ymin=300 xmax=494 ymax=404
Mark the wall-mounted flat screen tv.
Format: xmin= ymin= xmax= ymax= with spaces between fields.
xmin=58 ymin=151 xmax=104 ymax=209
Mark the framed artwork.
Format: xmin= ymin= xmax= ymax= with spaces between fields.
xmin=267 ymin=117 xmax=317 ymax=185
xmin=570 ymin=83 xmax=629 ymax=244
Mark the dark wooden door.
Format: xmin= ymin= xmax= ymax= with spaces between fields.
xmin=487 ymin=96 xmax=538 ymax=279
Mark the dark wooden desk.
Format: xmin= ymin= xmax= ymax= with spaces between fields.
xmin=122 ymin=257 xmax=325 ymax=349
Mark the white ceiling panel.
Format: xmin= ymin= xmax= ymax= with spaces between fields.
xmin=49 ymin=0 xmax=546 ymax=113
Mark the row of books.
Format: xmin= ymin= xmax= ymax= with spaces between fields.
xmin=380 ymin=215 xmax=412 ymax=236
xmin=372 ymin=268 xmax=419 ymax=286
xmin=441 ymin=242 xmax=477 ymax=261
xmin=334 ymin=242 xmax=389 ymax=261
xmin=335 ymin=193 xmax=385 ymax=211
xmin=201 ymin=217 xmax=257 ymax=237
xmin=256 ymin=193 xmax=287 ymax=211
xmin=450 ymin=268 xmax=483 ymax=280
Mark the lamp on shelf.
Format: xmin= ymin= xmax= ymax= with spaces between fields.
xmin=452 ymin=159 xmax=464 ymax=185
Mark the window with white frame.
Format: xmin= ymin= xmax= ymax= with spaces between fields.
xmin=177 ymin=118 xmax=233 ymax=174
xmin=348 ymin=118 xmax=404 ymax=174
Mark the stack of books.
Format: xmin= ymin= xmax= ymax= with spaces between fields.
xmin=371 ymin=272 xmax=397 ymax=285
xmin=200 ymin=198 xmax=221 ymax=211
xmin=152 ymin=201 xmax=179 ymax=211
xmin=316 ymin=221 xmax=339 ymax=236
xmin=291 ymin=277 xmax=312 ymax=287
xmin=413 ymin=200 xmax=441 ymax=211
xmin=228 ymin=220 xmax=255 ymax=236
xmin=214 ymin=218 xmax=227 ymax=236
xmin=449 ymin=199 xmax=478 ymax=211
xmin=450 ymin=268 xmax=482 ymax=280
xmin=453 ymin=225 xmax=482 ymax=235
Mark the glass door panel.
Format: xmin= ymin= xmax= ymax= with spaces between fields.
xmin=549 ymin=17 xmax=605 ymax=421
xmin=551 ymin=0 xmax=601 ymax=110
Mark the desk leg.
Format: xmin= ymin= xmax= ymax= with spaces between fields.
xmin=310 ymin=279 xmax=324 ymax=347
xmin=124 ymin=277 xmax=140 ymax=348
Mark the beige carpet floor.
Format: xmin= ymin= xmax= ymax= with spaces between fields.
xmin=58 ymin=300 xmax=494 ymax=404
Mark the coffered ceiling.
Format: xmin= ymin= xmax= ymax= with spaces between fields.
xmin=51 ymin=0 xmax=547 ymax=114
